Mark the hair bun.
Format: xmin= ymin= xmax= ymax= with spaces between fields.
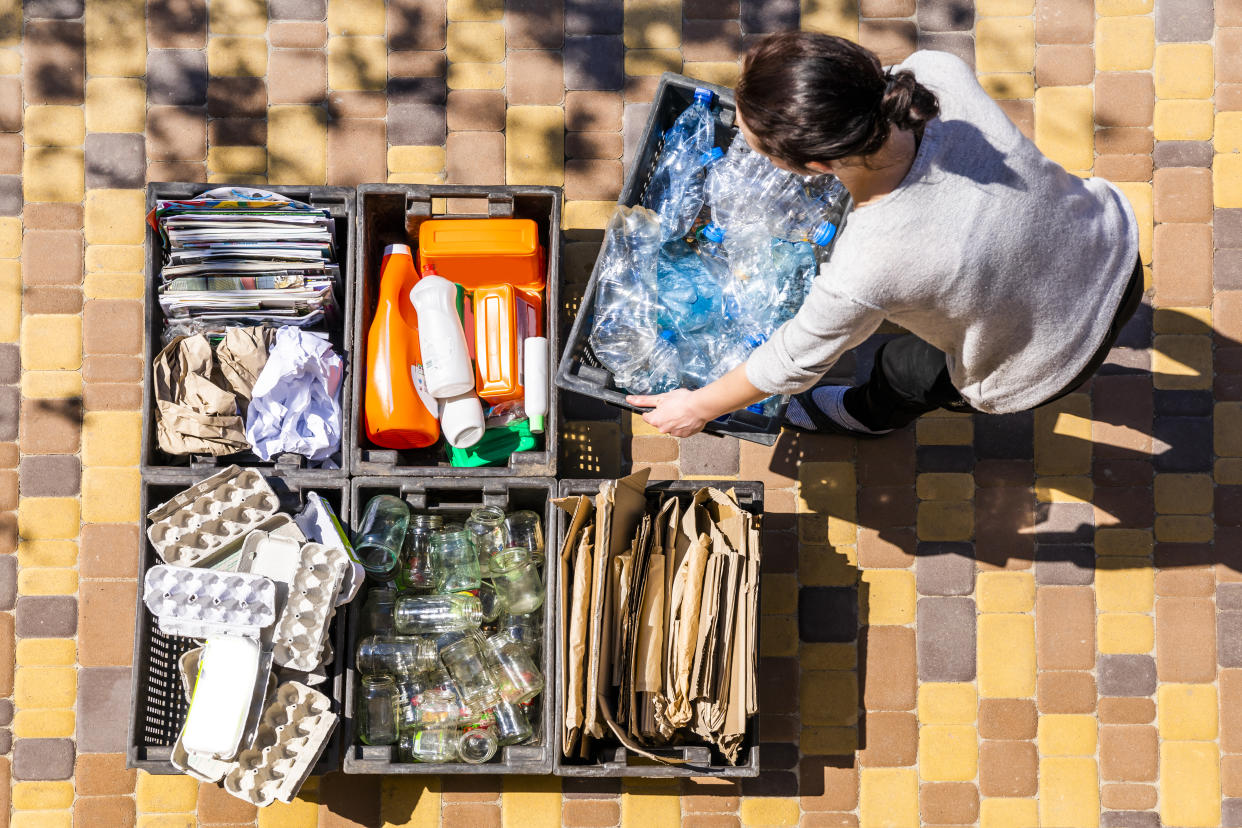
xmin=879 ymin=69 xmax=939 ymax=133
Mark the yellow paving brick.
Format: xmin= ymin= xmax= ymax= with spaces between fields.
xmin=15 ymin=639 xmax=75 ymax=667
xmin=798 ymin=542 xmax=859 ymax=587
xmin=14 ymin=667 xmax=75 ymax=708
xmin=85 ymin=189 xmax=146 ymax=246
xmin=1098 ymin=613 xmax=1154 ymax=654
xmin=800 ymin=460 xmax=855 ymax=512
xmin=683 ymin=61 xmax=740 ymax=88
xmin=1115 ymin=181 xmax=1152 ymax=264
xmin=800 ymin=642 xmax=858 ymax=671
xmin=137 ymin=772 xmax=200 ymax=812
xmin=387 ymin=172 xmax=448 ymax=185
xmin=210 ymin=0 xmax=267 ymax=34
xmin=85 ymin=273 xmax=144 ymax=300
xmin=0 ymin=49 xmax=18 ymax=73
xmin=918 ymin=683 xmax=978 ymax=725
xmin=916 ymin=416 xmax=974 ymax=445
xmin=85 ymin=0 xmax=145 ymax=76
xmin=0 ymin=260 xmax=17 ymax=341
xmin=916 ymin=473 xmax=974 ymax=501
xmin=760 ymin=615 xmax=798 ymax=658
xmin=17 ymin=569 xmax=77 ymax=596
xmin=1153 ymin=335 xmax=1212 ymax=390
xmin=21 ymin=371 xmax=83 ymax=399
xmin=1038 ymin=714 xmax=1097 ymax=756
xmin=17 ymin=541 xmax=77 ymax=569
xmin=1218 ymin=459 xmax=1242 ymax=485
xmin=1040 ymin=758 xmax=1100 ymax=827
xmin=623 ymin=0 xmax=681 ymax=48
xmin=12 ymin=782 xmax=74 ymax=811
xmin=761 ymin=573 xmax=798 ymax=617
xmin=500 ymin=776 xmax=560 ymax=828
xmin=447 ymin=62 xmax=506 ymax=89
xmin=981 ymin=73 xmax=1036 ymax=102
xmin=446 ymin=21 xmax=505 ymax=63
xmin=1153 ymin=306 xmax=1212 ymax=334
xmin=20 ymin=315 xmax=81 ymax=372
xmin=0 ymin=217 xmax=19 ymax=258
xmin=138 ymin=817 xmax=197 ymax=828
xmin=1161 ymin=742 xmax=1221 ymax=827
xmin=388 ymin=146 xmax=446 ymax=174
xmin=738 ymin=798 xmax=799 ymax=827
xmin=1158 ymin=684 xmax=1218 ymax=741
xmin=269 ymin=105 xmax=328 ymax=185
xmin=1097 ymin=0 xmax=1152 ymax=11
xmin=447 ymin=0 xmax=504 ymax=20
xmin=1154 ymin=44 xmax=1214 ymax=100
xmin=326 ymin=35 xmax=386 ymax=90
xmin=258 ymin=795 xmax=318 ymax=828
xmin=1095 ymin=527 xmax=1153 ymax=557
xmin=980 ymin=798 xmax=1039 ymax=828
xmin=977 ymin=0 xmax=1034 ymax=13
xmin=977 ymin=571 xmax=1035 ymax=613
xmin=800 ymin=725 xmax=859 ymax=755
xmin=1034 ymin=86 xmax=1093 ymax=172
xmin=17 ymin=498 xmax=80 ymax=541
xmin=1036 ymin=395 xmax=1091 ymax=475
xmin=800 ymin=0 xmax=858 ymax=39
xmin=1154 ymin=473 xmax=1213 ymax=514
xmin=83 ymin=411 xmax=143 ymax=467
xmin=800 ymin=670 xmax=859 ymax=726
xmin=916 ymin=501 xmax=973 ymax=541
xmin=1218 ymin=112 xmax=1242 ymax=154
xmin=85 ymin=78 xmax=147 ymax=132
xmin=919 ymin=725 xmax=978 ymax=781
xmin=1155 ymin=100 xmax=1215 ymax=142
xmin=13 ymin=709 xmax=75 ymax=738
xmin=11 ymin=814 xmax=72 ymax=828
xmin=23 ymin=147 xmax=85 ymax=203
xmin=1217 ymin=153 xmax=1242 ymax=208
xmin=976 ymin=18 xmax=1034 ymax=74
xmin=860 ymin=570 xmax=915 ymax=626
xmin=979 ymin=614 xmax=1036 ymax=697
xmin=82 ymin=467 xmax=141 ymax=523
xmin=86 ymin=245 xmax=144 ymax=274
xmin=1096 ymin=559 xmax=1154 ymax=612
xmin=859 ymin=768 xmax=918 ymax=827
xmin=1154 ymin=515 xmax=1214 ymax=543
xmin=380 ymin=776 xmax=439 ymax=828
xmin=1035 ymin=476 xmax=1091 ymax=504
xmin=625 ymin=49 xmax=683 ymax=76
xmin=207 ymin=35 xmax=267 ymax=77
xmin=24 ymin=106 xmax=84 ymax=147
xmin=620 ymin=779 xmax=681 ymax=826
xmin=563 ymin=201 xmax=617 ymax=230
xmin=1095 ymin=16 xmax=1154 ymax=71
xmin=208 ymin=146 xmax=267 ymax=176
xmin=506 ymin=106 xmax=565 ymax=186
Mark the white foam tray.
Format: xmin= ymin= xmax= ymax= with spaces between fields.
xmin=146 ymin=466 xmax=280 ymax=567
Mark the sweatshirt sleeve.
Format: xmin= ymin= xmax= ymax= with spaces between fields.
xmin=744 ymin=281 xmax=886 ymax=395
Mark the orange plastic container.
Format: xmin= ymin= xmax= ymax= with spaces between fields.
xmin=418 ymin=219 xmax=545 ymax=292
xmin=364 ymin=244 xmax=440 ymax=449
xmin=473 ymin=285 xmax=542 ymax=403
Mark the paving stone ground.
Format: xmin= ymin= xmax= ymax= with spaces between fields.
xmin=2 ymin=0 xmax=1239 ymax=824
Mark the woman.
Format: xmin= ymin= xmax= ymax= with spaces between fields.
xmin=627 ymin=32 xmax=1141 ymax=437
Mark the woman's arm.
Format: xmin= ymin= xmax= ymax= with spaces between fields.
xmin=626 ymin=363 xmax=767 ymax=438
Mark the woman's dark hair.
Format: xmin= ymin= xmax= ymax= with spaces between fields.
xmin=736 ymin=32 xmax=939 ymax=170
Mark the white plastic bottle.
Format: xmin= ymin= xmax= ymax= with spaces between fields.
xmin=523 ymin=337 xmax=548 ymax=434
xmin=410 ymin=265 xmax=475 ymax=398
xmin=439 ymin=392 xmax=486 ymax=448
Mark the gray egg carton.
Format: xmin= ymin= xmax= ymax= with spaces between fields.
xmin=239 ymin=533 xmax=349 ymax=672
xmin=222 ymin=681 xmax=338 ymax=807
xmin=208 ymin=514 xmax=305 ymax=572
xmin=146 ymin=466 xmax=280 ymax=567
xmin=143 ymin=565 xmax=277 ymax=639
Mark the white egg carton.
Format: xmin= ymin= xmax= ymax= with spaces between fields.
xmin=209 ymin=514 xmax=305 ymax=572
xmin=239 ymin=532 xmax=348 ymax=672
xmin=146 ymin=466 xmax=280 ymax=567
xmin=143 ymin=565 xmax=277 ymax=639
xmin=295 ymin=492 xmax=364 ymax=606
xmin=222 ymin=681 xmax=338 ymax=807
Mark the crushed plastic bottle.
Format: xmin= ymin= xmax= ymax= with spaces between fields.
xmin=642 ymin=89 xmax=721 ymax=242
xmin=655 ymin=239 xmax=724 ymax=335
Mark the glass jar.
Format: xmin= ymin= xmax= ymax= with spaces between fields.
xmin=492 ymin=699 xmax=533 ymax=746
xmin=439 ymin=635 xmax=503 ymax=710
xmin=397 ymin=514 xmax=443 ymax=591
xmin=394 ymin=674 xmax=430 ymax=731
xmin=489 ymin=547 xmax=545 ymax=615
xmin=398 ymin=727 xmax=460 ymax=763
xmin=361 ymin=588 xmax=396 ymax=637
xmin=475 ymin=582 xmax=503 ymax=623
xmin=430 ymin=527 xmax=481 ymax=593
xmin=406 ymin=684 xmax=461 ymax=731
xmin=355 ymin=635 xmax=439 ymax=678
xmin=465 ymin=506 xmax=507 ymax=577
xmin=486 ymin=632 xmax=544 ymax=704
xmin=356 ymin=675 xmax=400 ymax=745
xmin=394 ymin=593 xmax=483 ymax=635
xmin=458 ymin=727 xmax=499 ymax=764
xmin=503 ymin=510 xmax=544 ymax=564
xmin=353 ymin=495 xmax=410 ymax=582
xmin=499 ymin=611 xmax=541 ymax=652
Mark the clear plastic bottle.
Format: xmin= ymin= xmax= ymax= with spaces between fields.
xmin=397 ymin=514 xmax=442 ymax=592
xmin=642 ymin=88 xmax=720 ymax=242
xmin=655 ymin=239 xmax=724 ymax=336
xmin=394 ymin=593 xmax=484 ymax=634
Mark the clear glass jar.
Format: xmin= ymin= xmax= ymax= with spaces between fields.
xmin=475 ymin=582 xmax=503 ymax=623
xmin=430 ymin=527 xmax=481 ymax=593
xmin=406 ymin=684 xmax=461 ymax=731
xmin=397 ymin=514 xmax=443 ymax=591
xmin=361 ymin=587 xmax=396 ymax=637
xmin=499 ymin=611 xmax=541 ymax=653
xmin=398 ymin=727 xmax=460 ymax=763
xmin=503 ymin=509 xmax=544 ymax=564
xmin=489 ymin=547 xmax=544 ymax=614
xmin=356 ymin=675 xmax=400 ymax=745
xmin=439 ymin=635 xmax=502 ymax=710
xmin=486 ymin=631 xmax=544 ymax=704
xmin=355 ymin=635 xmax=439 ymax=679
xmin=394 ymin=593 xmax=483 ymax=635
xmin=353 ymin=495 xmax=410 ymax=582
xmin=492 ymin=699 xmax=533 ymax=746
xmin=394 ymin=674 xmax=430 ymax=731
xmin=458 ymin=727 xmax=499 ymax=764
xmin=465 ymin=506 xmax=507 ymax=577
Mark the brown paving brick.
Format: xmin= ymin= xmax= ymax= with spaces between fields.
xmin=1153 ymin=225 xmax=1212 ymax=305
xmin=1156 ymin=596 xmax=1216 ymax=681
xmin=863 ymin=625 xmax=917 ymax=710
xmin=80 ymin=524 xmax=140 ymax=580
xmin=1154 ymin=141 xmax=1213 ymax=169
xmin=441 ymin=775 xmax=503 ymax=801
xmin=562 ymin=798 xmax=620 ymax=826
xmin=861 ymin=0 xmax=916 ymax=15
xmin=22 ymin=286 xmax=82 ymax=315
xmin=84 ymin=383 xmax=143 ymax=411
xmin=566 ymin=131 xmax=624 ymax=159
xmin=327 ymin=91 xmax=387 ymax=119
xmin=858 ymin=20 xmax=917 ymax=66
xmin=147 ymin=106 xmax=207 ymax=163
xmin=1154 ymin=167 xmax=1212 ymax=224
xmin=508 ymin=0 xmax=563 ymax=48
xmin=208 ymin=118 xmax=266 ymax=146
xmin=1102 ymin=784 xmax=1158 ymax=811
xmin=1095 ymin=74 xmax=1154 ymax=130
xmin=0 ymin=134 xmax=22 ymax=175
xmin=566 ymin=90 xmax=623 ymax=132
xmin=1035 ymin=0 xmax=1092 ymax=43
xmin=683 ymin=19 xmax=742 ymax=62
xmin=388 ymin=0 xmax=447 ymax=50
xmin=148 ymin=161 xmax=206 ymax=182
xmin=631 ymin=435 xmax=677 ymax=463
xmin=1097 ymin=127 xmax=1154 ymax=157
xmin=685 ymin=0 xmax=739 ymax=17
xmin=0 ymin=513 xmax=13 ymax=554
xmin=859 ymin=486 xmax=916 ymax=529
xmin=75 ymin=753 xmax=136 ymax=795
xmin=1219 ymin=293 xmax=1242 ymax=344
xmin=682 ymin=816 xmax=741 ymax=828
xmin=681 ymin=778 xmax=740 ymax=811
xmin=149 ymin=0 xmax=207 ymax=48
xmin=19 ymin=398 xmax=81 ymax=455
xmin=25 ymin=20 xmax=85 ymax=104
xmin=1095 ymin=155 xmax=1152 ymax=183
xmin=327 ymin=119 xmax=386 ymax=187
xmin=74 ymin=797 xmax=135 ymax=828
xmin=198 ymin=779 xmax=258 ymax=823
xmin=801 ymin=761 xmax=858 ymax=811
xmin=389 ymin=50 xmax=446 ymax=78
xmin=507 ymin=51 xmax=565 ymax=106
xmin=1034 ymin=44 xmax=1093 ymax=87
xmin=268 ymin=49 xmax=327 ymax=104
xmin=1036 ymin=587 xmax=1095 ymax=670
xmin=443 ymin=803 xmax=501 ymax=828
xmin=565 ymin=159 xmax=622 ymax=201
xmin=856 ymin=527 xmax=915 ymax=568
xmin=1226 ymin=756 xmax=1242 ymax=797
xmin=0 ymin=78 xmax=18 ymax=133
xmin=1037 ymin=670 xmax=1097 ymax=714
xmin=83 ymin=300 xmax=143 ymax=356
xmin=1155 ymin=567 xmax=1214 ymax=596
xmin=208 ymin=77 xmax=267 ymax=117
xmin=979 ymin=699 xmax=1036 ymax=740
xmin=19 ymin=456 xmax=80 ymax=498
xmin=857 ymin=711 xmax=918 ymax=767
xmin=1219 ymin=84 xmax=1242 ymax=111
xmin=1100 ymin=725 xmax=1157 ymax=782
xmin=1225 ymin=670 xmax=1242 ymax=752
xmin=79 ymin=581 xmax=137 ymax=667
xmin=446 ymin=131 xmax=505 ymax=185
xmin=22 ymin=230 xmax=83 ymax=287
xmin=1224 ymin=0 xmax=1242 ymax=25
xmin=920 ymin=782 xmax=979 ymax=825
xmin=1220 ymin=29 xmax=1242 ymax=84
xmin=447 ymin=90 xmax=505 ymax=132
xmin=979 ymin=740 xmax=1037 ymax=797
xmin=270 ymin=20 xmax=328 ymax=48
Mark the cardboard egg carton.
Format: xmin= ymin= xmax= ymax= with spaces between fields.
xmin=146 ymin=466 xmax=280 ymax=567
xmin=222 ymin=681 xmax=338 ymax=806
xmin=143 ymin=565 xmax=277 ymax=639
xmin=173 ymin=646 xmax=278 ymax=781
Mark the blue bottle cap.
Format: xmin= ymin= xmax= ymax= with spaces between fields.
xmin=746 ymin=402 xmax=765 ymax=414
xmin=659 ymin=329 xmax=677 ymax=342
xmin=693 ymin=88 xmax=714 ymax=105
xmin=811 ymin=221 xmax=838 ymax=246
xmin=702 ymin=147 xmax=724 ymax=165
xmin=701 ymin=222 xmax=726 ymax=243
xmin=745 ymin=333 xmax=767 ymax=348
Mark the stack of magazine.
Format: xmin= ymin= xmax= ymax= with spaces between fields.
xmin=148 ymin=187 xmax=341 ymax=337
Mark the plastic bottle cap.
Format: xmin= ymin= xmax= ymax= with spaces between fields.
xmin=701 ymin=222 xmax=725 ymax=243
xmin=693 ymin=88 xmax=714 ymax=105
xmin=421 ymin=263 xmax=440 ymax=278
xmin=529 ymin=414 xmax=545 ymax=434
xmin=384 ymin=243 xmax=412 ymax=257
xmin=811 ymin=222 xmax=838 ymax=246
xmin=702 ymin=147 xmax=724 ymax=164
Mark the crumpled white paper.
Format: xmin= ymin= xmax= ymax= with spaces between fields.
xmin=245 ymin=327 xmax=343 ymax=463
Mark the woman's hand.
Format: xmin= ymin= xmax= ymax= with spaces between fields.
xmin=626 ymin=389 xmax=710 ymax=438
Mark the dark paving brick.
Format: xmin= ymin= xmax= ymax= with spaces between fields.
xmin=1219 ymin=209 xmax=1242 ymax=249
xmin=916 ymin=445 xmax=974 ymax=473
xmin=1098 ymin=654 xmax=1157 ymax=697
xmin=684 ymin=0 xmax=739 ymax=18
xmin=13 ymin=738 xmax=75 ymax=780
xmin=24 ymin=20 xmax=84 ymax=104
xmin=740 ymin=0 xmax=798 ymax=34
xmin=1152 ymin=416 xmax=1212 ymax=472
xmin=1225 ymin=798 xmax=1242 ymax=828
xmin=386 ymin=102 xmax=446 ymax=145
xmin=1219 ymin=487 xmax=1242 ymax=526
xmin=1218 ymin=249 xmax=1242 ymax=291
xmin=565 ymin=0 xmax=623 ymax=35
xmin=1153 ymin=389 xmax=1213 ymax=417
xmin=386 ymin=76 xmax=446 ymax=105
xmin=915 ymin=543 xmax=974 ymax=595
xmin=270 ymin=0 xmax=325 ymax=18
xmin=1034 ymin=501 xmax=1094 ymax=543
xmin=758 ymin=657 xmax=798 ymax=716
xmin=974 ymin=411 xmax=1033 ymax=459
xmin=799 ymin=586 xmax=858 ymax=643
xmin=1155 ymin=0 xmax=1213 ymax=41
xmin=917 ymin=0 xmax=973 ymax=31
xmin=917 ymin=32 xmax=975 ymax=68
xmin=1152 ymin=140 xmax=1213 ymax=168
xmin=77 ymin=667 xmax=132 ymax=753
xmin=561 ymin=777 xmax=622 ymax=798
xmin=564 ymin=36 xmax=624 ymax=91
xmin=1035 ymin=544 xmax=1094 ymax=585
xmin=387 ymin=0 xmax=445 ymax=50
xmin=1094 ymin=459 xmax=1153 ymax=488
xmin=208 ymin=76 xmax=266 ymax=117
xmin=1222 ymin=584 xmax=1242 ymax=611
xmin=741 ymin=769 xmax=798 ymax=797
xmin=147 ymin=49 xmax=207 ymax=106
xmin=148 ymin=0 xmax=207 ymax=48
xmin=84 ymin=133 xmax=145 ymax=190
xmin=916 ymin=596 xmax=976 ymax=682
xmin=975 ymin=459 xmax=1033 ymax=488
xmin=0 ymin=344 xmax=17 ymax=384
xmin=679 ymin=431 xmax=739 ymax=476
xmin=0 ymin=700 xmax=12 ymax=727
xmin=15 ymin=596 xmax=77 ymax=638
xmin=0 ymin=176 xmax=22 ymax=216
xmin=1101 ymin=812 xmax=1161 ymax=828
xmin=0 ymin=387 xmax=17 ymax=440
xmin=1221 ymin=612 xmax=1242 ymax=668
xmin=24 ymin=0 xmax=84 ymax=17
xmin=0 ymin=556 xmax=14 ymax=612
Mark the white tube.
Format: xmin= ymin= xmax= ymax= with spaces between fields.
xmin=410 ymin=273 xmax=475 ymax=398
xmin=440 ymin=392 xmax=486 ymax=448
xmin=523 ymin=336 xmax=549 ymax=434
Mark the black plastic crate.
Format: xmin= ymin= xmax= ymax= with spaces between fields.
xmin=350 ymin=184 xmax=561 ymax=477
xmin=127 ymin=472 xmax=350 ymax=774
xmin=553 ymin=478 xmax=763 ymax=777
xmin=555 ymin=72 xmax=788 ymax=446
xmin=343 ymin=476 xmax=558 ymax=775
xmin=140 ymin=182 xmax=356 ymax=476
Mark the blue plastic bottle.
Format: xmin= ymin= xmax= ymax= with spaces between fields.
xmin=643 ymin=89 xmax=721 ymax=242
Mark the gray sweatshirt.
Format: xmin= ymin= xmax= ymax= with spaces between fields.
xmin=745 ymin=50 xmax=1140 ymax=414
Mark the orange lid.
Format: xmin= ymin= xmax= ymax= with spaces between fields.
xmin=419 ymin=219 xmax=540 ymax=258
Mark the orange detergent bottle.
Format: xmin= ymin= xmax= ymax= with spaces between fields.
xmin=364 ymin=244 xmax=440 ymax=449
xmin=473 ymin=285 xmax=542 ymax=403
xmin=418 ymin=219 xmax=545 ymax=292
